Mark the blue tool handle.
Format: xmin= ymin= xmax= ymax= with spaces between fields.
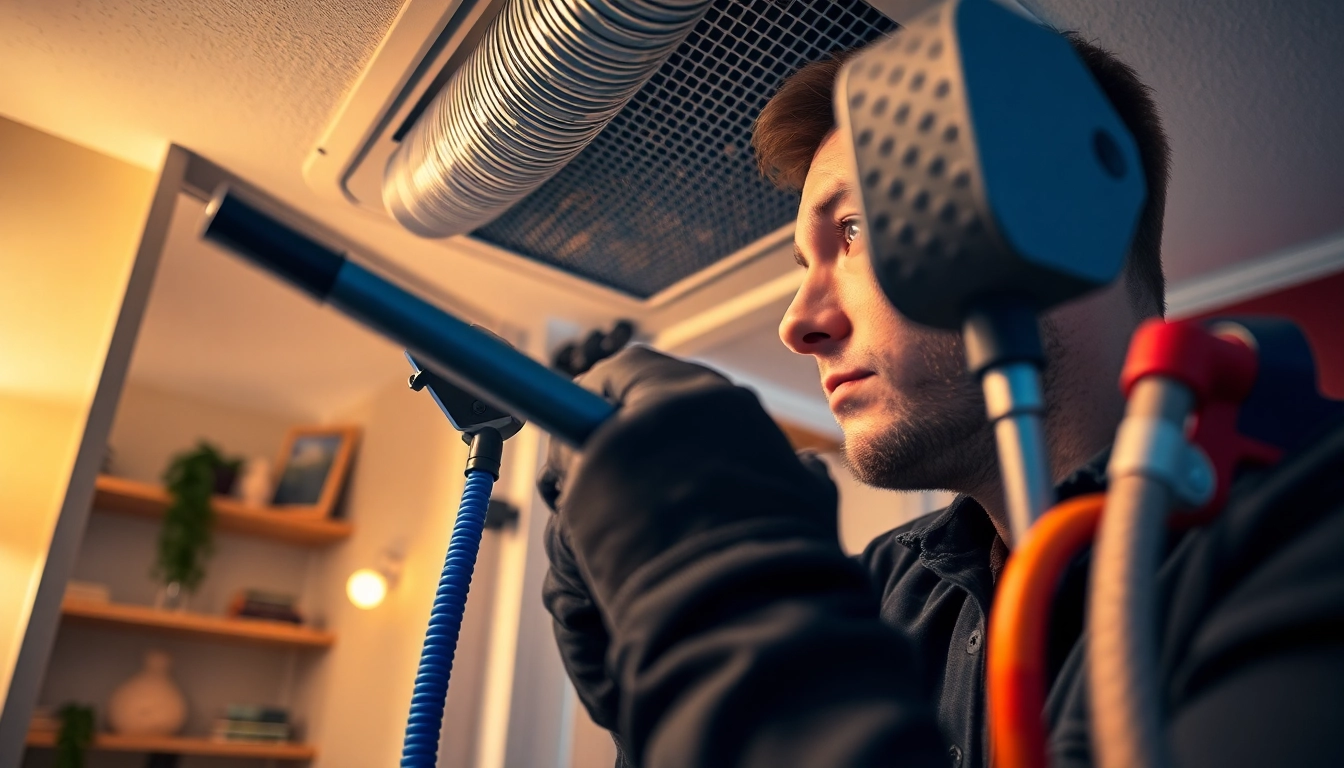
xmin=202 ymin=188 xmax=615 ymax=447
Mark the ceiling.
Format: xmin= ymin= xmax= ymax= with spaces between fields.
xmin=1020 ymin=0 xmax=1344 ymax=283
xmin=2 ymin=0 xmax=1341 ymax=421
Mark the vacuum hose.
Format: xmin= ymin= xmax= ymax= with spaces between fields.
xmin=1087 ymin=378 xmax=1194 ymax=768
xmin=401 ymin=431 xmax=502 ymax=767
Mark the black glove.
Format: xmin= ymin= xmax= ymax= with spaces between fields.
xmin=540 ymin=513 xmax=619 ymax=728
xmin=538 ymin=346 xmax=734 ymax=747
xmin=540 ymin=438 xmax=836 ymax=734
xmin=538 ymin=346 xmax=844 ymax=766
xmin=541 ymin=517 xmax=639 ymax=766
xmin=537 ymin=345 xmax=735 ymax=511
xmin=542 ymin=346 xmax=837 ymax=604
xmin=537 ymin=347 xmax=839 ymax=673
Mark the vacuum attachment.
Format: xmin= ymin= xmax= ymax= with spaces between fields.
xmin=836 ymin=0 xmax=1146 ymax=330
xmin=202 ymin=187 xmax=614 ymax=447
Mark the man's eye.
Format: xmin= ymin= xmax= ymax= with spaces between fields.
xmin=843 ymin=219 xmax=862 ymax=246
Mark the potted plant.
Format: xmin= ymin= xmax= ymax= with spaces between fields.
xmin=55 ymin=703 xmax=94 ymax=768
xmin=154 ymin=441 xmax=240 ymax=608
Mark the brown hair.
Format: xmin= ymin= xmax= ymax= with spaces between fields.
xmin=753 ymin=33 xmax=1170 ymax=314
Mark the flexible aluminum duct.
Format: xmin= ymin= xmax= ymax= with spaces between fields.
xmin=384 ymin=0 xmax=712 ymax=238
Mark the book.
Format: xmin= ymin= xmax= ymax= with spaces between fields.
xmin=211 ymin=718 xmax=290 ymax=743
xmin=229 ymin=589 xmax=297 ymax=610
xmin=234 ymin=605 xmax=303 ymax=624
xmin=227 ymin=590 xmax=304 ymax=624
xmin=224 ymin=705 xmax=289 ymax=724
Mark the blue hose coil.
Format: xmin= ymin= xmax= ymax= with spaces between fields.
xmin=401 ymin=469 xmax=496 ymax=767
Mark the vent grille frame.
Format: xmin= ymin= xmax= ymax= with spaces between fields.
xmin=305 ymin=0 xmax=936 ymax=308
xmin=471 ymin=0 xmax=899 ymax=298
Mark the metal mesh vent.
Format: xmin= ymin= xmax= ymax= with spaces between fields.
xmin=470 ymin=0 xmax=897 ymax=298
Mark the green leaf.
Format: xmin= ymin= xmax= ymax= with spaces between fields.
xmin=56 ymin=703 xmax=95 ymax=768
xmin=154 ymin=440 xmax=239 ymax=592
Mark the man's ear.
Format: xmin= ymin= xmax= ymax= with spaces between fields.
xmin=1122 ymin=256 xmax=1165 ymax=319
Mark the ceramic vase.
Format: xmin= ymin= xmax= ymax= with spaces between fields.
xmin=238 ymin=456 xmax=274 ymax=507
xmin=107 ymin=650 xmax=187 ymax=736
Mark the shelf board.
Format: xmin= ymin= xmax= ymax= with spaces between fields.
xmin=62 ymin=598 xmax=334 ymax=650
xmin=26 ymin=729 xmax=316 ymax=760
xmin=93 ymin=474 xmax=352 ymax=547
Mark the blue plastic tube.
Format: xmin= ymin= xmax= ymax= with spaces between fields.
xmin=201 ymin=188 xmax=614 ymax=447
xmin=400 ymin=469 xmax=496 ymax=767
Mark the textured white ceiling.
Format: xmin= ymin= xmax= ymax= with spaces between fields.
xmin=1 ymin=0 xmax=1341 ymax=417
xmin=1017 ymin=0 xmax=1344 ymax=283
xmin=0 ymin=0 xmax=403 ymax=173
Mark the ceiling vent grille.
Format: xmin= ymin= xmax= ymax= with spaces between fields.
xmin=469 ymin=0 xmax=897 ymax=298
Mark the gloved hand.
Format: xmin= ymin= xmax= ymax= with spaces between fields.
xmin=538 ymin=346 xmax=734 ymax=744
xmin=540 ymin=513 xmax=619 ymax=729
xmin=538 ymin=346 xmax=839 ymax=749
xmin=543 ymin=345 xmax=838 ymax=601
xmin=541 ymin=515 xmax=639 ymax=766
xmin=537 ymin=345 xmax=735 ymax=511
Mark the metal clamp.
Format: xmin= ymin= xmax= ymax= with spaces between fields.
xmin=1108 ymin=415 xmax=1214 ymax=508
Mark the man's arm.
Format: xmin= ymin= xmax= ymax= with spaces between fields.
xmin=603 ymin=514 xmax=947 ymax=766
xmin=1164 ymin=421 xmax=1344 ymax=768
xmin=554 ymin=352 xmax=948 ymax=766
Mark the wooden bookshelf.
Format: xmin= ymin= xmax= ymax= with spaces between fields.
xmin=61 ymin=598 xmax=334 ymax=650
xmin=26 ymin=729 xmax=316 ymax=760
xmin=92 ymin=474 xmax=352 ymax=547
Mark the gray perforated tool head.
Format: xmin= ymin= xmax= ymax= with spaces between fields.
xmin=836 ymin=0 xmax=1146 ymax=331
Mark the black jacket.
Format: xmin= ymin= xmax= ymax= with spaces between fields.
xmin=856 ymin=456 xmax=1111 ymax=768
xmin=552 ymin=387 xmax=1344 ymax=767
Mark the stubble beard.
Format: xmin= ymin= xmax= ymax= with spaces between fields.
xmin=839 ymin=330 xmax=996 ymax=494
xmin=840 ymin=318 xmax=1068 ymax=495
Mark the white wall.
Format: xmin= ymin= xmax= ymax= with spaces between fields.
xmin=104 ymin=380 xmax=295 ymax=485
xmin=0 ymin=115 xmax=159 ymax=763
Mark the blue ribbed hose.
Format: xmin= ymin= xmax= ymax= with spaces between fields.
xmin=401 ymin=469 xmax=496 ymax=767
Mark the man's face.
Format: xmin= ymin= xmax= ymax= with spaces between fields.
xmin=779 ymin=131 xmax=995 ymax=491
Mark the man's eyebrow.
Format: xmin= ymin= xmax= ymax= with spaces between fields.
xmin=808 ymin=183 xmax=851 ymax=225
xmin=793 ymin=182 xmax=852 ymax=269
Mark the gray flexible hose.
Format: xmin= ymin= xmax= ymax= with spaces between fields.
xmin=384 ymin=0 xmax=712 ymax=237
xmin=1088 ymin=378 xmax=1193 ymax=768
xmin=1089 ymin=474 xmax=1173 ymax=768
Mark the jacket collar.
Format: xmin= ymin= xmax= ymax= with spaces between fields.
xmin=893 ymin=449 xmax=1111 ymax=602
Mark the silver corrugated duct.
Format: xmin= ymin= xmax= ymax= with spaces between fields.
xmin=383 ymin=0 xmax=712 ymax=238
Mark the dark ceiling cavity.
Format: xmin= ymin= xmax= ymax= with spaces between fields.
xmin=470 ymin=0 xmax=898 ymax=298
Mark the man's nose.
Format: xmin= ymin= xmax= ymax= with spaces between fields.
xmin=779 ymin=273 xmax=851 ymax=355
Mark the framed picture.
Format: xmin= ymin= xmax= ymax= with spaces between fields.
xmin=270 ymin=425 xmax=361 ymax=518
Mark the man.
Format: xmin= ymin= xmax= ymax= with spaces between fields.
xmin=540 ymin=27 xmax=1344 ymax=768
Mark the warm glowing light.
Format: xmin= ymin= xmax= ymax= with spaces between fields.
xmin=346 ymin=568 xmax=388 ymax=609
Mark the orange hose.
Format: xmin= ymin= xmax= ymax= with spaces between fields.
xmin=988 ymin=494 xmax=1105 ymax=768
